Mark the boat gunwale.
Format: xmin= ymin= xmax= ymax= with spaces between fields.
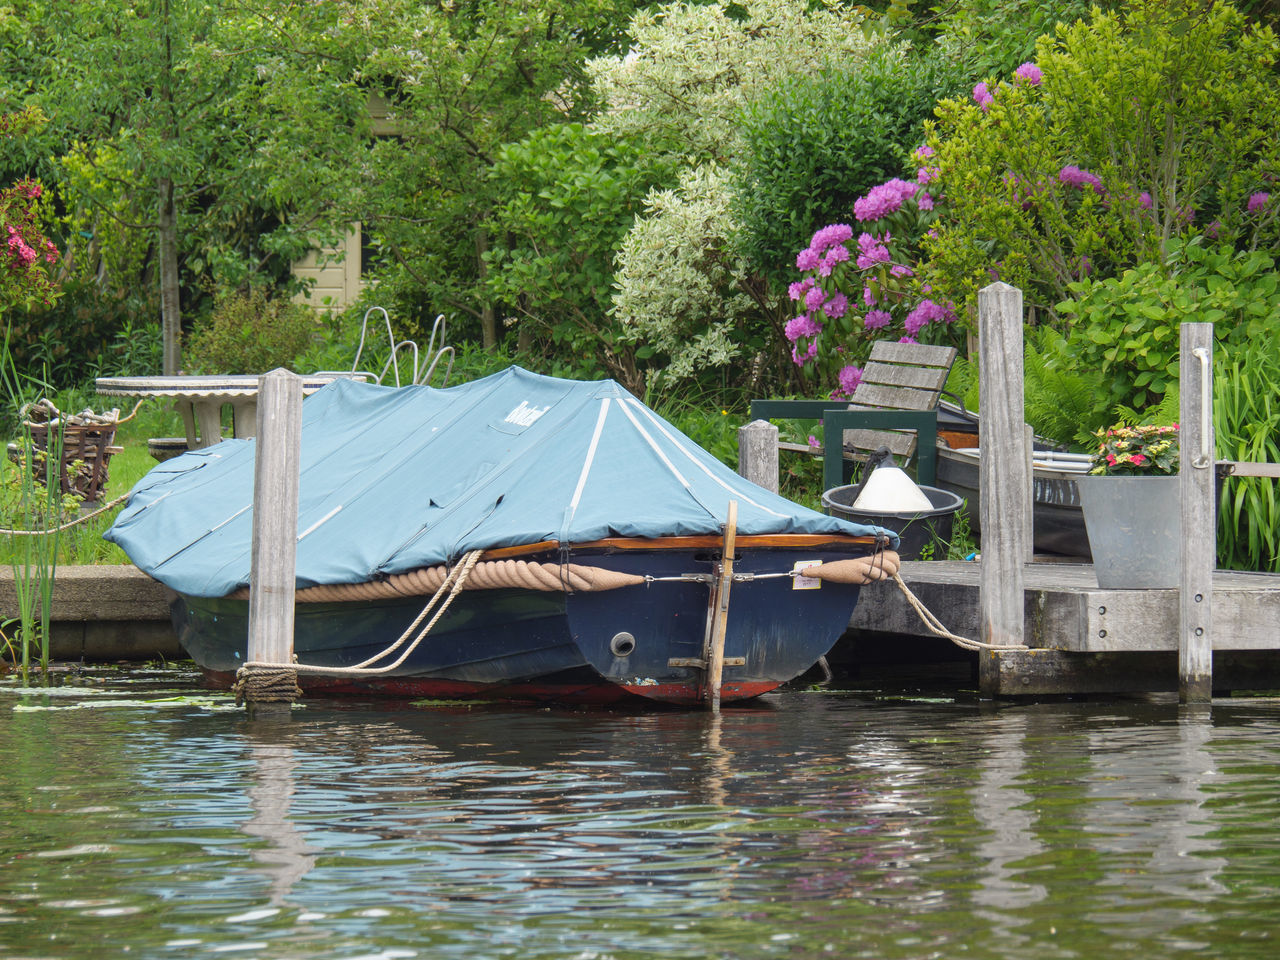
xmin=482 ymin=533 xmax=884 ymax=559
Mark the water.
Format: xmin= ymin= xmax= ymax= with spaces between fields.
xmin=2 ymin=671 xmax=1279 ymax=959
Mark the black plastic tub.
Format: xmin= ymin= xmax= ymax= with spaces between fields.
xmin=822 ymin=484 xmax=964 ymax=561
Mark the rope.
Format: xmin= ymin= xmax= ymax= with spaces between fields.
xmin=0 ymin=492 xmax=130 ymax=536
xmin=889 ymin=570 xmax=1027 ymax=652
xmin=232 ymin=666 xmax=302 ymax=706
xmin=235 ymin=549 xmax=485 ymax=686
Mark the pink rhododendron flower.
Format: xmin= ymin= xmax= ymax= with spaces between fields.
xmin=862 ymin=286 xmax=877 ymax=308
xmin=809 ymin=223 xmax=853 ymax=253
xmin=854 ymin=179 xmax=917 ymax=221
xmin=788 ymin=277 xmax=815 ymax=301
xmin=973 ymin=82 xmax=994 ymax=112
xmin=855 ymin=232 xmax=891 ymax=270
xmin=1248 ymin=192 xmax=1270 ymax=213
xmin=824 ymin=292 xmax=849 ymax=319
xmin=837 ymin=365 xmax=862 ymax=396
xmin=791 ymin=340 xmax=818 ymax=366
xmin=784 ymin=314 xmax=821 ymax=341
xmin=916 ymin=191 xmax=934 ymax=211
xmin=1139 ymin=191 xmax=1152 ymax=209
xmin=863 ymin=309 xmax=892 ymax=330
xmin=1013 ymin=62 xmax=1042 ymax=85
xmin=804 ymin=286 xmax=826 ymax=311
xmin=1058 ymin=165 xmax=1103 ymax=194
xmin=796 ymin=247 xmax=819 ymax=271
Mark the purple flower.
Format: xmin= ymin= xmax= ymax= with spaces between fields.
xmin=855 ymin=232 xmax=891 ymax=270
xmin=807 ymin=435 xmax=821 ymax=449
xmin=824 ymin=292 xmax=849 ymax=319
xmin=862 ymin=286 xmax=877 ymax=307
xmin=784 ymin=313 xmax=821 ymax=342
xmin=1058 ymin=164 xmax=1104 ymax=194
xmin=1139 ymin=191 xmax=1152 ymax=209
xmin=890 ymin=264 xmax=914 ymax=278
xmin=973 ymin=82 xmax=994 ymax=112
xmin=791 ymin=340 xmax=818 ymax=366
xmin=912 ymin=144 xmax=935 ymax=162
xmin=1014 ymin=62 xmax=1042 ymax=85
xmin=837 ymin=365 xmax=863 ymax=397
xmin=863 ymin=309 xmax=892 ymax=330
xmin=804 ymin=286 xmax=827 ymax=311
xmin=818 ymin=243 xmax=850 ymax=276
xmin=788 ymin=277 xmax=815 ymax=301
xmin=1247 ymin=192 xmax=1270 ymax=213
xmin=796 ymin=247 xmax=820 ymax=271
xmin=917 ymin=191 xmax=934 ymax=211
xmin=810 ymin=223 xmax=854 ymax=254
xmin=904 ymin=298 xmax=949 ymax=336
xmin=854 ymin=179 xmax=918 ymax=221
xmin=1206 ymin=220 xmax=1223 ymax=239
xmin=917 ymin=166 xmax=935 ymax=185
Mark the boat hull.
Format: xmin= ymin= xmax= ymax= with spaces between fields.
xmin=177 ymin=540 xmax=876 ymax=706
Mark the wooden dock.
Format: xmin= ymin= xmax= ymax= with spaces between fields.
xmin=843 ymin=560 xmax=1280 ymax=695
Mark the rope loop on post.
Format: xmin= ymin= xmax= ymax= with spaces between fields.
xmin=233 ymin=665 xmax=303 ymax=706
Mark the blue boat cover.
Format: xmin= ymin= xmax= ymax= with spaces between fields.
xmin=105 ymin=367 xmax=893 ymax=597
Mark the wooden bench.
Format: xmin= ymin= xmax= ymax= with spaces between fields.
xmin=750 ymin=340 xmax=959 ymax=491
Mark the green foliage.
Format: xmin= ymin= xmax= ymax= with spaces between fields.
xmin=1022 ymin=325 xmax=1112 ymax=447
xmin=929 ymin=0 xmax=1100 ymax=79
xmin=613 ymin=164 xmax=768 ymax=391
xmin=733 ymin=46 xmax=968 ymax=282
xmin=483 ymin=123 xmax=670 ymax=393
xmin=1057 ymin=241 xmax=1280 ymax=412
xmin=183 ymin=289 xmax=319 ymax=375
xmin=1215 ymin=335 xmax=1280 ymax=572
xmin=922 ymin=0 xmax=1280 ymax=326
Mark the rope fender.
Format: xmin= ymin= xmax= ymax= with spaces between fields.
xmin=227 ymin=550 xmax=903 ymax=603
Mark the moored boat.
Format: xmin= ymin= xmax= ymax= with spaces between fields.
xmin=107 ymin=368 xmax=899 ymax=706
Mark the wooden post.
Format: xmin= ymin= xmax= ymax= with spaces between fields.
xmin=705 ymin=500 xmax=738 ymax=712
xmin=738 ymin=420 xmax=779 ymax=494
xmin=977 ymin=282 xmax=1030 ymax=694
xmin=1179 ymin=324 xmax=1214 ymax=703
xmin=245 ymin=369 xmax=303 ymax=719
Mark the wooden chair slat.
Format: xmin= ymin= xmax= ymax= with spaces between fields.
xmin=846 ymin=383 xmax=939 ymax=411
xmin=859 ymin=362 xmax=951 ymax=392
xmin=868 ymin=341 xmax=957 ymax=367
xmin=842 ymin=429 xmax=917 ymax=459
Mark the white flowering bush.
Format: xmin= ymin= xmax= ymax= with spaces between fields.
xmin=587 ymin=0 xmax=878 ymax=164
xmin=612 ymin=164 xmax=758 ymax=385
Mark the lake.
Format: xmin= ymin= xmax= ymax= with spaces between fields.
xmin=2 ymin=669 xmax=1279 ymax=959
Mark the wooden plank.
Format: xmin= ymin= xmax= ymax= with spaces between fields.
xmin=1180 ymin=323 xmax=1215 ymax=702
xmin=860 ymin=362 xmax=951 ymax=392
xmin=1224 ymin=462 xmax=1280 ymax=478
xmin=869 ymin=341 xmax=957 ymax=367
xmin=842 ymin=428 xmax=916 ymax=459
xmin=847 ymin=384 xmax=939 ymax=411
xmin=978 ymin=282 xmax=1030 ymax=682
xmin=1075 ymin=588 xmax=1280 ymax=652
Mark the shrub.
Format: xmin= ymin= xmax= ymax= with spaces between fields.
xmin=921 ymin=0 xmax=1280 ymax=326
xmin=733 ymin=47 xmax=969 ymax=284
xmin=183 ymin=288 xmax=319 ymax=374
xmin=1057 ymin=241 xmax=1280 ymax=413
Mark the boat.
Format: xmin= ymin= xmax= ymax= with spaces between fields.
xmin=105 ymin=367 xmax=900 ymax=707
xmin=933 ymin=400 xmax=1092 ymax=558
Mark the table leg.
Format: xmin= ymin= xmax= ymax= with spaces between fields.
xmin=194 ymin=400 xmax=224 ymax=448
xmin=231 ymin=400 xmax=257 ymax=439
xmin=175 ymin=400 xmax=200 ymax=450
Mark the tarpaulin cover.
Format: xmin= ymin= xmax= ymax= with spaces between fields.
xmin=105 ymin=367 xmax=894 ymax=597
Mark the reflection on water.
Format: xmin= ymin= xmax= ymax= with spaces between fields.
xmin=2 ymin=678 xmax=1280 ymax=959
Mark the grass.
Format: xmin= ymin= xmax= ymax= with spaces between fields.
xmin=1 ymin=397 xmax=183 ymax=567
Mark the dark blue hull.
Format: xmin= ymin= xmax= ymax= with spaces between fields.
xmin=177 ymin=540 xmax=877 ymax=706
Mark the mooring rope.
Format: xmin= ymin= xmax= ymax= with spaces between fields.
xmin=235 ymin=549 xmax=485 ymax=687
xmin=889 ymin=570 xmax=1027 ymax=652
xmin=232 ymin=666 xmax=303 ymax=706
xmin=0 ymin=492 xmax=130 ymax=536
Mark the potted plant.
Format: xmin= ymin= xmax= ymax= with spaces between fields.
xmin=1077 ymin=423 xmax=1181 ymax=588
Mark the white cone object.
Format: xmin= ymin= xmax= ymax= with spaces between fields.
xmin=851 ymin=464 xmax=934 ymax=513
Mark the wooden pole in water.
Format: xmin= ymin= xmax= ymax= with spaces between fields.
xmin=738 ymin=420 xmax=779 ymax=493
xmin=244 ymin=368 xmax=303 ymax=719
xmin=1179 ymin=323 xmax=1215 ymax=703
xmin=706 ymin=500 xmax=738 ymax=711
xmin=977 ymin=282 xmax=1030 ymax=694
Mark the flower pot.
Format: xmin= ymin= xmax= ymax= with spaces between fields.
xmin=822 ymin=484 xmax=963 ymax=561
xmin=1076 ymin=475 xmax=1181 ymax=588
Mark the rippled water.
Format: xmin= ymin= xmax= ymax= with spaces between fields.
xmin=2 ymin=671 xmax=1279 ymax=959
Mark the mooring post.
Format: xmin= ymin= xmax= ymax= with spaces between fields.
xmin=977 ymin=282 xmax=1030 ymax=694
xmin=1179 ymin=323 xmax=1215 ymax=703
xmin=244 ymin=368 xmax=304 ymax=719
xmin=738 ymin=420 xmax=779 ymax=494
